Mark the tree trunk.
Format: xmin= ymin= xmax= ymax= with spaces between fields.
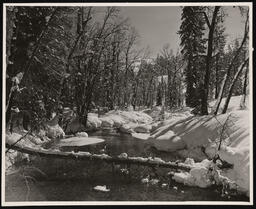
xmin=240 ymin=64 xmax=249 ymax=109
xmin=211 ymin=9 xmax=249 ymax=115
xmin=215 ymin=53 xmax=219 ymax=99
xmin=222 ymin=58 xmax=249 ymax=114
xmin=201 ymin=6 xmax=220 ymax=115
xmin=6 ymin=143 xmax=193 ymax=172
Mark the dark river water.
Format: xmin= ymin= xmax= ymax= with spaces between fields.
xmin=5 ymin=130 xmax=249 ymax=202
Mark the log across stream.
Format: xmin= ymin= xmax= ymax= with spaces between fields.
xmin=6 ymin=138 xmax=193 ymax=172
xmin=5 ymin=132 xmax=249 ymax=201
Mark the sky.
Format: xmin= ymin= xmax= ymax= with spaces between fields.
xmin=119 ymin=6 xmax=247 ymax=58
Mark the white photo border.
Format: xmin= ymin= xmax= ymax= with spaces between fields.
xmin=1 ymin=2 xmax=253 ymax=206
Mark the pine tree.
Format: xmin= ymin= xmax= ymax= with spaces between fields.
xmin=178 ymin=6 xmax=206 ymax=108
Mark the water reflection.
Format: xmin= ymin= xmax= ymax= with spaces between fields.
xmin=5 ymin=131 xmax=249 ymax=202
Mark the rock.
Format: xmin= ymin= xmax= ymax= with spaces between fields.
xmin=134 ymin=124 xmax=152 ymax=133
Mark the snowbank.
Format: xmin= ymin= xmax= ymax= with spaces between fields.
xmin=87 ymin=113 xmax=102 ymax=131
xmin=118 ymin=124 xmax=135 ymax=134
xmin=100 ymin=112 xmax=126 ymax=128
xmin=100 ymin=117 xmax=114 ymax=128
xmin=172 ymin=159 xmax=213 ymax=188
xmin=147 ymin=97 xmax=250 ymax=195
xmin=172 ymin=158 xmax=238 ymax=191
xmin=75 ymin=132 xmax=88 ymax=137
xmin=150 ymin=110 xmax=249 ymax=155
xmin=147 ymin=130 xmax=186 ymax=152
xmin=117 ymin=111 xmax=153 ymax=124
xmin=45 ymin=124 xmax=65 ymax=139
xmin=208 ymin=95 xmax=249 ymax=114
xmin=65 ymin=110 xmax=152 ymax=134
xmin=205 ymin=144 xmax=250 ymax=195
xmin=133 ymin=124 xmax=152 ymax=133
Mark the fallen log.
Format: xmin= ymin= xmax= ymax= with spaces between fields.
xmin=6 ymin=143 xmax=193 ymax=172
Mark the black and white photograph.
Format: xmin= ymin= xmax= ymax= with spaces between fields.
xmin=2 ymin=2 xmax=253 ymax=205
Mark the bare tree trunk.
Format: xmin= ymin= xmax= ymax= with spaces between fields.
xmin=222 ymin=58 xmax=249 ymax=114
xmin=240 ymin=64 xmax=249 ymax=109
xmin=215 ymin=53 xmax=219 ymax=99
xmin=145 ymin=75 xmax=154 ymax=107
xmin=201 ymin=6 xmax=220 ymax=115
xmin=211 ymin=9 xmax=249 ymax=115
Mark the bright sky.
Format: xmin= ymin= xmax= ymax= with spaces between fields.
xmin=119 ymin=6 xmax=247 ymax=58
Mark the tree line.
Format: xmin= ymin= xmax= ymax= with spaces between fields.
xmin=5 ymin=6 xmax=249 ymax=129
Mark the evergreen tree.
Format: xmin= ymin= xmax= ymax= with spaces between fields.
xmin=178 ymin=6 xmax=206 ymax=108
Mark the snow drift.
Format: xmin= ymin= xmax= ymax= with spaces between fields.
xmin=146 ymin=95 xmax=250 ymax=195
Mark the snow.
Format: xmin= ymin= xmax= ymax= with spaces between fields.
xmin=132 ymin=133 xmax=150 ymax=140
xmin=149 ymin=179 xmax=160 ymax=185
xmin=101 ymin=113 xmax=126 ymax=128
xmin=172 ymin=158 xmax=231 ymax=189
xmin=58 ymin=137 xmax=104 ymax=147
xmin=133 ymin=124 xmax=152 ymax=133
xmin=119 ymin=124 xmax=135 ymax=134
xmin=99 ymin=117 xmax=114 ymax=128
xmin=141 ymin=177 xmax=149 ymax=184
xmin=6 ymin=133 xmax=35 ymax=148
xmin=118 ymin=153 xmax=128 ymax=158
xmin=65 ymin=110 xmax=152 ymax=134
xmin=209 ymin=95 xmax=249 ymax=113
xmin=93 ymin=185 xmax=110 ymax=192
xmin=205 ymin=144 xmax=250 ymax=195
xmin=146 ymin=95 xmax=250 ymax=195
xmin=45 ymin=124 xmax=65 ymax=139
xmin=87 ymin=113 xmax=102 ymax=131
xmin=117 ymin=111 xmax=153 ymax=124
xmin=75 ymin=132 xmax=88 ymax=137
xmin=147 ymin=130 xmax=186 ymax=152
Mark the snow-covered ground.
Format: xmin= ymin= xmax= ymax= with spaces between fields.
xmin=145 ymin=95 xmax=250 ymax=195
xmin=65 ymin=110 xmax=153 ymax=134
xmin=5 ymin=95 xmax=251 ymax=196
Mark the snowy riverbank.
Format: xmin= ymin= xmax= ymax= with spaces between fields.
xmin=142 ymin=95 xmax=250 ymax=195
xmin=5 ymin=95 xmax=250 ymax=196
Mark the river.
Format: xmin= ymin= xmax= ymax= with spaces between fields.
xmin=5 ymin=131 xmax=249 ymax=202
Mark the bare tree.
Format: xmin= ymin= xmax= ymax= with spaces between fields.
xmin=211 ymin=8 xmax=249 ymax=115
xmin=200 ymin=6 xmax=221 ymax=115
xmin=222 ymin=57 xmax=249 ymax=114
xmin=240 ymin=63 xmax=249 ymax=109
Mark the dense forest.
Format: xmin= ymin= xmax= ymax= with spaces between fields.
xmin=6 ymin=6 xmax=249 ymax=130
